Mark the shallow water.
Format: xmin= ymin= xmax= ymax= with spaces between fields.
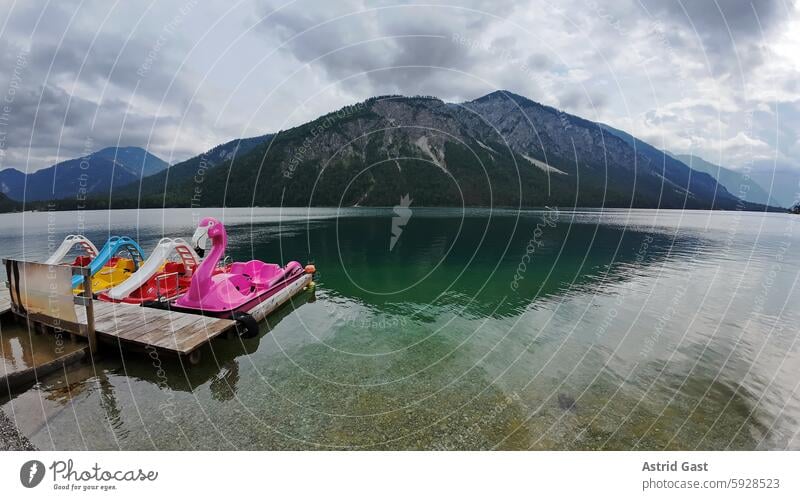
xmin=0 ymin=322 xmax=86 ymax=378
xmin=1 ymin=207 xmax=799 ymax=450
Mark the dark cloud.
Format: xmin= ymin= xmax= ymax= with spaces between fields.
xmin=557 ymin=89 xmax=608 ymax=114
xmin=527 ymin=53 xmax=553 ymax=70
xmin=1 ymin=84 xmax=197 ymax=171
xmin=30 ymin=34 xmax=195 ymax=104
xmin=0 ymin=2 xmax=211 ymax=170
xmin=640 ymin=0 xmax=794 ymax=75
xmin=257 ymin=0 xmax=517 ymax=98
xmin=641 ymin=0 xmax=788 ymax=38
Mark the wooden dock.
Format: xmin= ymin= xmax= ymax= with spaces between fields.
xmin=1 ymin=286 xmax=235 ymax=359
xmin=1 ymin=260 xmax=314 ymax=368
xmin=78 ymin=300 xmax=235 ymax=356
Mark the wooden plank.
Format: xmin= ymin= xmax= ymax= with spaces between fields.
xmin=82 ymin=312 xmax=127 ymax=334
xmin=95 ymin=314 xmax=162 ymax=338
xmin=93 ymin=306 xmax=161 ymax=335
xmin=140 ymin=313 xmax=229 ymax=344
xmin=156 ymin=316 xmax=234 ymax=354
xmin=25 ymin=311 xmax=84 ymax=336
xmin=90 ymin=301 xmax=121 ymax=318
xmin=90 ymin=302 xmax=169 ymax=336
xmin=136 ymin=315 xmax=233 ymax=354
xmin=88 ymin=306 xmax=117 ymax=322
xmin=120 ymin=314 xmax=200 ymax=343
xmin=100 ymin=311 xmax=180 ymax=340
xmin=77 ymin=298 xmax=235 ymax=355
xmin=96 ymin=321 xmax=169 ymax=346
xmin=87 ymin=303 xmax=131 ymax=322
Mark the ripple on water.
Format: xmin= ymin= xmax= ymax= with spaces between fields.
xmin=1 ymin=209 xmax=798 ymax=449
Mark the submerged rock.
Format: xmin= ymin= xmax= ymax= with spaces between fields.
xmin=557 ymin=393 xmax=577 ymax=412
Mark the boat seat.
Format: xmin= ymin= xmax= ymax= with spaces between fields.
xmin=228 ymin=261 xmax=284 ymax=287
xmin=71 ymin=255 xmax=92 ymax=266
xmin=251 ymin=264 xmax=284 ymax=287
xmin=164 ymin=262 xmax=186 ymax=275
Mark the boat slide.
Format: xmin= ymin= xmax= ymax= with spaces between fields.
xmin=45 ymin=235 xmax=99 ymax=265
xmin=103 ymin=238 xmax=200 ymax=302
xmin=71 ymin=236 xmax=146 ymax=289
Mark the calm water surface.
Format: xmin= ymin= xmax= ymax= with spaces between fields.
xmin=1 ymin=207 xmax=798 ymax=450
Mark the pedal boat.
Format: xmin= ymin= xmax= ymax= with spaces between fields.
xmin=169 ymin=217 xmax=313 ymax=335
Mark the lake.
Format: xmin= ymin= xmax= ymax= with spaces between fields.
xmin=1 ymin=207 xmax=798 ymax=450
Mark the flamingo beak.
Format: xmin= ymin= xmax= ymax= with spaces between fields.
xmin=192 ymin=226 xmax=209 ymax=255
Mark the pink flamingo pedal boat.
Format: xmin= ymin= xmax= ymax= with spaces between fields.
xmin=169 ymin=217 xmax=315 ymax=338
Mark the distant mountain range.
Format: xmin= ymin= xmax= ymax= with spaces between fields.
xmin=747 ymin=170 xmax=800 ymax=209
xmin=667 ymin=153 xmax=782 ymax=207
xmin=112 ymin=134 xmax=273 ymax=203
xmin=0 ymin=147 xmax=168 ymax=203
xmin=0 ymin=91 xmax=791 ymax=212
xmin=119 ymin=91 xmax=772 ymax=210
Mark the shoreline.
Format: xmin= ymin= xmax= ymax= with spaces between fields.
xmin=0 ymin=204 xmax=791 ymax=216
xmin=0 ymin=407 xmax=36 ymax=451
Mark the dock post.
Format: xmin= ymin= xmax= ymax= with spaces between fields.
xmin=71 ymin=265 xmax=97 ymax=356
xmin=83 ymin=266 xmax=97 ymax=356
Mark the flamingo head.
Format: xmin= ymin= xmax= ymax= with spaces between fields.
xmin=191 ymin=217 xmax=225 ymax=255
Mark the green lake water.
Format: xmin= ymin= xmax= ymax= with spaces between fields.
xmin=0 ymin=207 xmax=798 ymax=450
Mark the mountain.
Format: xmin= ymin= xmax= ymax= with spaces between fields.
xmin=13 ymin=91 xmax=778 ymax=212
xmin=747 ymin=170 xmax=800 ymax=209
xmin=0 ymin=169 xmax=25 ymax=202
xmin=0 ymin=147 xmax=168 ymax=203
xmin=92 ymin=146 xmax=167 ymax=177
xmin=596 ymin=123 xmax=742 ymax=208
xmin=113 ymin=134 xmax=273 ymax=204
xmin=667 ymin=153 xmax=781 ymax=207
xmin=118 ymin=91 xmax=768 ymax=211
xmin=0 ymin=192 xmax=19 ymax=212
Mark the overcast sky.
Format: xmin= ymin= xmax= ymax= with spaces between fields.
xmin=0 ymin=0 xmax=797 ymax=174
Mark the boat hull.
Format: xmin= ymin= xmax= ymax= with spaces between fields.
xmin=162 ymin=272 xmax=312 ymax=320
